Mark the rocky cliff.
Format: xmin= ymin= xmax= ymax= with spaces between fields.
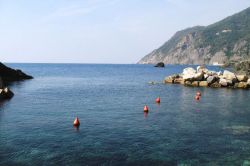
xmin=0 ymin=63 xmax=33 ymax=100
xmin=138 ymin=7 xmax=250 ymax=65
xmin=0 ymin=62 xmax=33 ymax=85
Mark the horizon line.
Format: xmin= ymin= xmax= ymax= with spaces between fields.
xmin=3 ymin=62 xmax=141 ymax=65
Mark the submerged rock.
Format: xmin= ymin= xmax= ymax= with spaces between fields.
xmin=224 ymin=125 xmax=250 ymax=135
xmin=243 ymin=160 xmax=250 ymax=166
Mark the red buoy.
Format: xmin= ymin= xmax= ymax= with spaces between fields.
xmin=196 ymin=91 xmax=201 ymax=97
xmin=195 ymin=95 xmax=200 ymax=101
xmin=155 ymin=97 xmax=160 ymax=103
xmin=73 ymin=117 xmax=80 ymax=127
xmin=144 ymin=105 xmax=149 ymax=112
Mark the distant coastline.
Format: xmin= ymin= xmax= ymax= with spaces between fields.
xmin=138 ymin=7 xmax=250 ymax=65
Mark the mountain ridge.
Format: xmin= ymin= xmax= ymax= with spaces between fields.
xmin=138 ymin=7 xmax=250 ymax=64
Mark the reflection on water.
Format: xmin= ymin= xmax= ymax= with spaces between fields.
xmin=0 ymin=101 xmax=7 ymax=108
xmin=195 ymin=109 xmax=200 ymax=113
xmin=74 ymin=126 xmax=80 ymax=132
xmin=0 ymin=100 xmax=10 ymax=112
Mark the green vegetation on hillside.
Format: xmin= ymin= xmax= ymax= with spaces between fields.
xmin=158 ymin=26 xmax=204 ymax=54
xmin=199 ymin=7 xmax=250 ymax=56
xmin=139 ymin=7 xmax=250 ymax=64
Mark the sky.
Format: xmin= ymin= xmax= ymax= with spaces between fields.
xmin=0 ymin=0 xmax=250 ymax=64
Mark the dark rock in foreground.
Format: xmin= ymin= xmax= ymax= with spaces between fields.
xmin=154 ymin=62 xmax=165 ymax=67
xmin=0 ymin=87 xmax=14 ymax=100
xmin=0 ymin=62 xmax=33 ymax=84
xmin=0 ymin=63 xmax=33 ymax=101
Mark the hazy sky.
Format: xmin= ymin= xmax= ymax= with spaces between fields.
xmin=1 ymin=0 xmax=250 ymax=63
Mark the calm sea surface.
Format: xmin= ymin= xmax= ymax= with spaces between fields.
xmin=1 ymin=64 xmax=250 ymax=166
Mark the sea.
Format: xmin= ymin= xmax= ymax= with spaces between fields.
xmin=0 ymin=63 xmax=250 ymax=166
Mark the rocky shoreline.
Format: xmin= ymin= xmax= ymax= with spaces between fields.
xmin=0 ymin=63 xmax=33 ymax=100
xmin=164 ymin=66 xmax=250 ymax=89
xmin=0 ymin=62 xmax=33 ymax=84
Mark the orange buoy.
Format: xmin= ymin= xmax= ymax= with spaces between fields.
xmin=195 ymin=95 xmax=200 ymax=101
xmin=144 ymin=105 xmax=149 ymax=112
xmin=196 ymin=91 xmax=201 ymax=97
xmin=155 ymin=97 xmax=160 ymax=103
xmin=73 ymin=117 xmax=80 ymax=127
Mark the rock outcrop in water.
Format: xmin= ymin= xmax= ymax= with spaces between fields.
xmin=0 ymin=87 xmax=14 ymax=100
xmin=0 ymin=62 xmax=33 ymax=84
xmin=154 ymin=62 xmax=165 ymax=67
xmin=164 ymin=66 xmax=250 ymax=89
xmin=0 ymin=63 xmax=33 ymax=100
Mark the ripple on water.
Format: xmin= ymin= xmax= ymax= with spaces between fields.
xmin=1 ymin=64 xmax=250 ymax=165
